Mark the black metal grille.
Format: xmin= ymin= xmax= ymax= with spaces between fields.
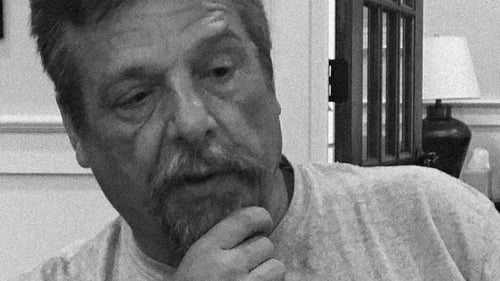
xmin=330 ymin=0 xmax=422 ymax=166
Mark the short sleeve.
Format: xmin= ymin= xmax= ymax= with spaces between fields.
xmin=417 ymin=167 xmax=500 ymax=280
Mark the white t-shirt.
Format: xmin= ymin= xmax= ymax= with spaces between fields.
xmin=18 ymin=163 xmax=500 ymax=280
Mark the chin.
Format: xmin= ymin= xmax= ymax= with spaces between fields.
xmin=159 ymin=175 xmax=262 ymax=257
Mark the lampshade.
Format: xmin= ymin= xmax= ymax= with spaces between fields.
xmin=423 ymin=36 xmax=480 ymax=100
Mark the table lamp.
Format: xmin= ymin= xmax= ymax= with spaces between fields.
xmin=422 ymin=36 xmax=480 ymax=178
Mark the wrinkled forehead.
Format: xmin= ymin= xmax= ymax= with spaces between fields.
xmin=94 ymin=0 xmax=234 ymax=29
xmin=93 ymin=0 xmax=236 ymax=23
xmin=61 ymin=0 xmax=254 ymax=95
xmin=62 ymin=0 xmax=245 ymax=61
xmin=93 ymin=0 xmax=235 ymax=48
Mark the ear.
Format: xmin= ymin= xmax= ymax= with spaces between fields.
xmin=60 ymin=112 xmax=91 ymax=168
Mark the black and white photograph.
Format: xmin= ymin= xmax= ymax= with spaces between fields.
xmin=1 ymin=0 xmax=499 ymax=280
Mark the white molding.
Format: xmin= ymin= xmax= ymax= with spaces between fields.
xmin=0 ymin=114 xmax=91 ymax=175
xmin=423 ymin=98 xmax=500 ymax=107
xmin=453 ymin=108 xmax=500 ymax=128
xmin=0 ymin=115 xmax=65 ymax=133
xmin=0 ymin=151 xmax=91 ymax=175
xmin=468 ymin=124 xmax=500 ymax=128
xmin=421 ymin=99 xmax=500 ymax=128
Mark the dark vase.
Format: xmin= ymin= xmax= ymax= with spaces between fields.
xmin=422 ymin=100 xmax=471 ymax=178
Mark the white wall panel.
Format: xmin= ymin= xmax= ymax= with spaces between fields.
xmin=0 ymin=0 xmax=59 ymax=117
xmin=266 ymin=0 xmax=329 ymax=163
xmin=0 ymin=175 xmax=118 ymax=280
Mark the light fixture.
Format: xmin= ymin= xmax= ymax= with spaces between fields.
xmin=422 ymin=36 xmax=480 ymax=178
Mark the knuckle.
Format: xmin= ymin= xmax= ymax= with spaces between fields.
xmin=274 ymin=259 xmax=286 ymax=273
xmin=268 ymin=259 xmax=286 ymax=280
xmin=259 ymin=236 xmax=274 ymax=251
xmin=248 ymin=259 xmax=286 ymax=281
xmin=219 ymin=251 xmax=240 ymax=269
xmin=219 ymin=254 xmax=248 ymax=279
xmin=239 ymin=207 xmax=273 ymax=231
xmin=185 ymin=238 xmax=220 ymax=262
xmin=252 ymin=206 xmax=273 ymax=222
xmin=268 ymin=259 xmax=286 ymax=272
xmin=249 ymin=236 xmax=274 ymax=258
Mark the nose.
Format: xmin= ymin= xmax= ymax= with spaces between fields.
xmin=166 ymin=72 xmax=217 ymax=145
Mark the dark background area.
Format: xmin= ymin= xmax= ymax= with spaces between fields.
xmin=0 ymin=0 xmax=4 ymax=39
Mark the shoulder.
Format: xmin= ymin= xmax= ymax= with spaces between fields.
xmin=297 ymin=162 xmax=493 ymax=211
xmin=293 ymin=162 xmax=498 ymax=238
xmin=295 ymin=162 xmax=500 ymax=278
xmin=17 ymin=217 xmax=124 ymax=281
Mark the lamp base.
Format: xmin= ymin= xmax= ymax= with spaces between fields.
xmin=422 ymin=100 xmax=471 ymax=178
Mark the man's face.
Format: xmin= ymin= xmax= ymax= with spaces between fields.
xmin=69 ymin=0 xmax=282 ymax=253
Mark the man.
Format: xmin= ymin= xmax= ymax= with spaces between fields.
xmin=20 ymin=0 xmax=500 ymax=280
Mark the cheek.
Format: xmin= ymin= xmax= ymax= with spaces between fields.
xmin=235 ymin=61 xmax=281 ymax=130
xmin=235 ymin=76 xmax=281 ymax=134
xmin=132 ymin=120 xmax=167 ymax=185
xmin=87 ymin=120 xmax=165 ymax=219
xmin=242 ymin=85 xmax=282 ymax=161
xmin=247 ymin=95 xmax=282 ymax=161
xmin=87 ymin=111 xmax=165 ymax=195
xmin=208 ymin=82 xmax=281 ymax=162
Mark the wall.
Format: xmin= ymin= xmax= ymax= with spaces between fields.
xmin=0 ymin=175 xmax=118 ymax=278
xmin=0 ymin=0 xmax=328 ymax=279
xmin=424 ymin=0 xmax=500 ymax=99
xmin=448 ymin=102 xmax=500 ymax=201
xmin=0 ymin=0 xmax=59 ymax=117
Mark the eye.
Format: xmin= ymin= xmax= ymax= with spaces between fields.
xmin=128 ymin=91 xmax=149 ymax=104
xmin=116 ymin=89 xmax=153 ymax=109
xmin=203 ymin=54 xmax=237 ymax=81
xmin=209 ymin=66 xmax=232 ymax=78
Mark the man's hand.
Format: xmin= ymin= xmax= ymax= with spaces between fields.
xmin=173 ymin=207 xmax=286 ymax=281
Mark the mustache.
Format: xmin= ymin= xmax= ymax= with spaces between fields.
xmin=146 ymin=141 xmax=266 ymax=216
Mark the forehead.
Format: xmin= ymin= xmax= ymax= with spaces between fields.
xmin=84 ymin=0 xmax=240 ymax=49
xmin=68 ymin=0 xmax=251 ymax=91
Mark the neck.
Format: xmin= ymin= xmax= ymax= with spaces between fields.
xmin=263 ymin=160 xmax=294 ymax=234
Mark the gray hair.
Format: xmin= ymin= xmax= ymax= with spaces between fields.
xmin=30 ymin=0 xmax=273 ymax=135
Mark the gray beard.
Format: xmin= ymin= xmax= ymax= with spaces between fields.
xmin=159 ymin=184 xmax=262 ymax=264
xmin=144 ymin=140 xmax=272 ymax=264
xmin=161 ymin=187 xmax=262 ymax=265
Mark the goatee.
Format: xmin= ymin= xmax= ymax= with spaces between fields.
xmin=145 ymin=140 xmax=268 ymax=264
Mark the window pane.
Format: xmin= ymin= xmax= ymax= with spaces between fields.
xmin=399 ymin=16 xmax=404 ymax=153
xmin=362 ymin=6 xmax=369 ymax=161
xmin=401 ymin=15 xmax=415 ymax=154
xmin=385 ymin=11 xmax=400 ymax=158
xmin=366 ymin=6 xmax=383 ymax=161
xmin=381 ymin=12 xmax=388 ymax=157
xmin=328 ymin=102 xmax=334 ymax=163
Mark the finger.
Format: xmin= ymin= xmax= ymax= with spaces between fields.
xmin=247 ymin=258 xmax=286 ymax=281
xmin=202 ymin=206 xmax=274 ymax=249
xmin=231 ymin=235 xmax=275 ymax=270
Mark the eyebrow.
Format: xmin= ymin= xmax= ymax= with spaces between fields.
xmin=188 ymin=27 xmax=244 ymax=57
xmin=98 ymin=28 xmax=244 ymax=102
